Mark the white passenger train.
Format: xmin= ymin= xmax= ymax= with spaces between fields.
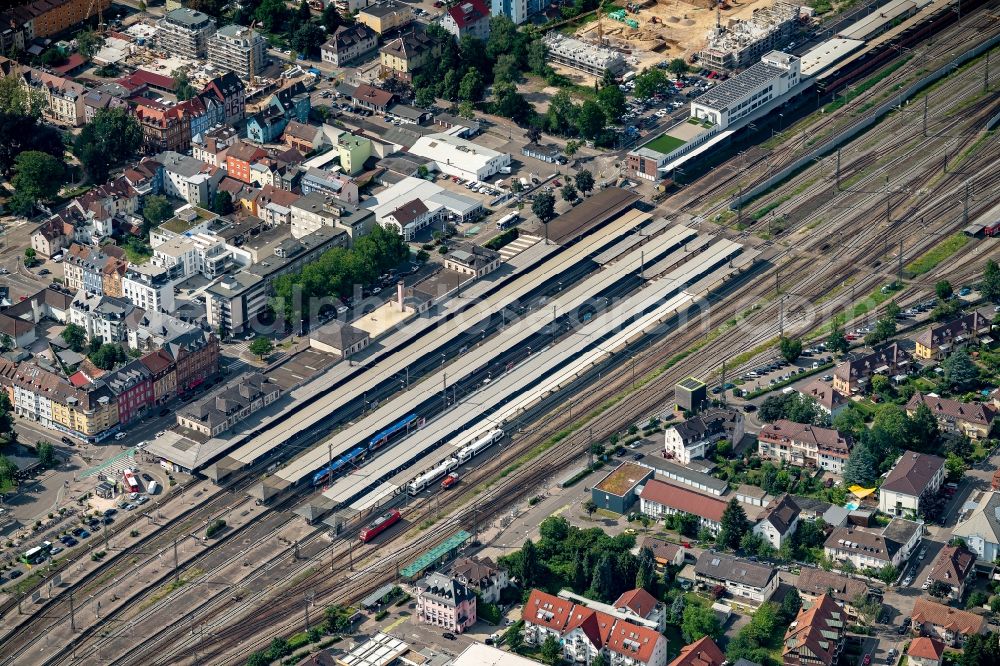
xmin=406 ymin=429 xmax=505 ymax=495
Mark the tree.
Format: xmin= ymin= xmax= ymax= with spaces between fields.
xmin=669 ymin=594 xmax=685 ymax=624
xmin=833 ymin=405 xmax=866 ymax=438
xmin=527 ymin=38 xmax=548 ymax=75
xmin=576 ymin=100 xmax=606 ymax=139
xmin=142 ymin=195 xmax=174 ymax=234
xmin=73 ymin=108 xmax=142 ymax=183
xmin=212 ymin=190 xmax=234 ymax=215
xmin=249 ymin=336 xmax=274 ymax=360
xmin=61 ymin=323 xmax=88 ymax=352
xmin=457 ymin=101 xmax=475 ymax=119
xmin=519 ymin=538 xmax=539 ymax=588
xmin=982 ymin=260 xmax=1000 ymax=302
xmin=909 ymin=402 xmax=940 ymax=452
xmin=506 ymin=620 xmax=524 ymax=650
xmin=945 ymin=452 xmax=966 ymax=482
xmin=458 ymin=69 xmax=484 ymax=102
xmin=0 ymin=454 xmax=17 ymax=487
xmin=11 ymin=150 xmax=65 ymax=214
xmin=321 ymin=3 xmax=341 ymax=31
xmin=588 ymin=552 xmax=616 ymax=602
xmin=575 ymin=169 xmax=595 ymax=195
xmin=24 ymin=247 xmax=37 ymax=267
xmin=292 ymin=22 xmax=326 ymax=59
xmin=681 ymin=604 xmax=721 ymax=642
xmin=40 ymin=47 xmax=68 ymax=67
xmin=37 ymin=441 xmax=56 ymax=468
xmin=780 ymin=336 xmax=803 ymax=363
xmin=0 ymin=111 xmax=64 ymax=177
xmin=591 ymin=655 xmax=607 ymax=666
xmin=870 ymin=374 xmax=890 ymax=396
xmin=668 ymin=58 xmax=688 ymax=78
xmin=255 ymin=0 xmax=290 ymax=32
xmin=596 ymin=84 xmax=627 ymax=122
xmin=414 ymin=86 xmax=436 ymax=108
xmin=718 ymin=498 xmax=750 ymax=551
xmin=634 ymin=67 xmax=669 ymax=99
xmin=540 ymin=635 xmax=560 ymax=664
xmin=0 ymin=334 xmax=13 ymax=352
xmin=491 ymin=82 xmax=533 ymax=124
xmin=561 ymin=183 xmax=577 ymax=203
xmin=0 ymin=76 xmax=47 ymax=119
xmin=843 ymin=442 xmax=878 ymax=487
xmin=511 ymin=179 xmax=524 ymax=194
xmin=532 ymin=191 xmax=556 ymax=225
xmin=944 ymin=349 xmax=979 ymax=391
xmin=865 ymin=317 xmax=896 ymax=345
xmin=89 ymin=343 xmax=127 ymax=370
xmin=173 ymin=69 xmax=196 ymax=101
xmin=583 ymin=499 xmax=597 ymax=517
xmin=935 ymin=280 xmax=953 ymax=300
xmin=572 ymin=549 xmax=590 ymax=592
xmin=636 ymin=547 xmax=656 ymax=593
xmin=780 ymin=587 xmax=802 ymax=621
xmin=295 ymin=0 xmax=312 ymax=26
xmin=76 ymin=30 xmax=106 ymax=60
xmin=828 ymin=327 xmax=849 ymax=354
xmin=961 ymin=631 xmax=1000 ymax=666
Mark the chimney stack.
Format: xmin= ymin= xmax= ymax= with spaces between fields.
xmin=397 ymin=280 xmax=405 ymax=312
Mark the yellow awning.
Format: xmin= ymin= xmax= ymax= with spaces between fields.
xmin=849 ymin=485 xmax=876 ymax=499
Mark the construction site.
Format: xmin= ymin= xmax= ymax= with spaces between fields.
xmin=570 ymin=0 xmax=809 ymax=74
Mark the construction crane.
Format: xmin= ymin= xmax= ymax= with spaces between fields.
xmin=86 ymin=0 xmax=105 ymax=33
xmin=248 ymin=20 xmax=260 ymax=88
xmin=597 ymin=0 xmax=607 ymax=47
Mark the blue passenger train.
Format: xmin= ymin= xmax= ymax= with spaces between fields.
xmin=312 ymin=414 xmax=418 ymax=486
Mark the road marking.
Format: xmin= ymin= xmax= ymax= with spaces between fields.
xmin=549 ymin=504 xmax=570 ymax=518
xmin=383 ymin=615 xmax=409 ymax=632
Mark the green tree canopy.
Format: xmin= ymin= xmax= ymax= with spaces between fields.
xmin=77 ymin=30 xmax=106 ymax=59
xmin=828 ymin=327 xmax=849 ymax=354
xmin=681 ymin=603 xmax=721 ymax=642
xmin=561 ymin=183 xmax=577 ymax=202
xmin=982 ymin=260 xmax=1000 ymax=302
xmin=61 ymin=323 xmax=88 ymax=352
xmin=843 ymin=442 xmax=878 ymax=486
xmin=576 ymin=100 xmax=606 ymax=139
xmin=780 ymin=336 xmax=803 ymax=362
xmin=532 ymin=191 xmax=556 ymax=225
xmin=668 ymin=58 xmax=689 ymax=78
xmin=575 ymin=169 xmax=595 ymax=194
xmin=142 ymin=195 xmax=174 ymax=234
xmin=935 ymin=280 xmax=953 ymax=300
xmin=249 ymin=337 xmax=274 ymax=359
xmin=73 ymin=108 xmax=142 ymax=183
xmin=944 ymin=349 xmax=979 ymax=391
xmin=292 ymin=21 xmax=325 ymax=58
xmin=10 ymin=150 xmax=65 ymax=214
xmin=634 ymin=67 xmax=669 ymax=98
xmin=596 ymin=84 xmax=627 ymax=122
xmin=718 ymin=498 xmax=750 ymax=551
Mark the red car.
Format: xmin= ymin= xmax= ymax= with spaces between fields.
xmin=863 ymin=655 xmax=871 ymax=665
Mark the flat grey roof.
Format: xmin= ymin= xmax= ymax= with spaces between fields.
xmin=637 ymin=456 xmax=729 ymax=493
xmin=696 ymin=61 xmax=786 ymax=111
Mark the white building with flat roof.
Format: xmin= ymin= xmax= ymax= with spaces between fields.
xmin=690 ymin=51 xmax=800 ymax=130
xmin=208 ymin=24 xmax=266 ymax=80
xmin=409 ymin=133 xmax=510 ymax=182
xmin=158 ymin=7 xmax=216 ymax=59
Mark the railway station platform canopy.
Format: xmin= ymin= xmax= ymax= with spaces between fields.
xmin=545 ymin=187 xmax=640 ymax=244
xmin=401 ymin=530 xmax=471 ymax=580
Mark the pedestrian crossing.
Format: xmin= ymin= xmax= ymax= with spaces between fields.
xmin=499 ymin=234 xmax=541 ymax=261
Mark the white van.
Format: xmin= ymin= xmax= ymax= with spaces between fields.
xmin=147 ymin=480 xmax=160 ymax=494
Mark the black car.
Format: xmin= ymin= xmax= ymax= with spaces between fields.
xmin=159 ymin=408 xmax=170 ymax=417
xmin=61 ymin=436 xmax=74 ymax=445
xmin=141 ymin=473 xmax=153 ymax=482
xmin=442 ymin=632 xmax=456 ymax=640
xmin=742 ymin=404 xmax=757 ymax=412
xmin=103 ymin=508 xmax=117 ymax=517
xmin=632 ymin=453 xmax=645 ymax=460
xmin=38 ymin=268 xmax=51 ymax=276
xmin=8 ymin=569 xmax=22 ymax=579
xmin=61 ymin=536 xmax=78 ymax=546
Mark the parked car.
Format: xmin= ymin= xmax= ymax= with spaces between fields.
xmin=8 ymin=569 xmax=22 ymax=579
xmin=442 ymin=632 xmax=456 ymax=640
xmin=115 ymin=432 xmax=127 ymax=441
xmin=141 ymin=473 xmax=153 ymax=482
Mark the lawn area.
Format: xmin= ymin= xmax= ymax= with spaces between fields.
xmin=905 ymin=233 xmax=970 ymax=276
xmin=643 ymin=133 xmax=686 ymax=155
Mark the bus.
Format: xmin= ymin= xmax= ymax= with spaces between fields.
xmin=20 ymin=542 xmax=52 ymax=564
xmin=123 ymin=469 xmax=140 ymax=494
xmin=496 ymin=213 xmax=520 ymax=231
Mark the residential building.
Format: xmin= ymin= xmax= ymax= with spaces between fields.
xmin=824 ymin=518 xmax=922 ymax=570
xmin=592 ymin=463 xmax=654 ymax=514
xmin=639 ymin=478 xmax=728 ymax=534
xmin=753 ymin=493 xmax=800 ymax=549
xmin=83 ymin=89 xmax=125 ymax=124
xmin=69 ymin=292 xmax=134 ymax=343
xmin=905 ymin=392 xmax=996 ymax=441
xmin=226 ymin=141 xmax=268 ymax=184
xmin=300 ymin=169 xmax=359 ymax=204
xmin=926 ymin=545 xmax=975 ymax=600
xmin=907 ymin=638 xmax=945 ymax=666
xmin=205 ymin=227 xmax=348 ymax=335
xmin=952 ymin=491 xmax=1000 ymax=562
xmin=913 ymin=311 xmax=992 ymax=360
xmin=795 ymin=568 xmax=871 ymax=619
xmin=1 ymin=0 xmax=110 ymax=39
xmin=202 ymin=72 xmax=246 ymax=124
xmin=441 ymin=0 xmax=490 ymax=41
xmin=491 ymin=0 xmax=529 ymax=24
xmin=337 ymin=134 xmax=373 ymax=176
xmin=694 ymin=552 xmax=778 ymax=603
xmin=910 ymin=598 xmax=986 ymax=646
xmin=543 ymin=33 xmax=626 ymax=76
xmin=663 ymin=407 xmax=743 ymax=464
xmin=352 ymin=83 xmax=395 ymax=114
xmin=21 ymin=69 xmax=87 ymax=127
xmin=358 ymin=2 xmax=414 ymax=34
xmin=63 ymin=244 xmax=127 ymax=296
xmin=31 ymin=218 xmax=70 ymax=258
xmin=832 ymin=342 xmax=911 ymax=394
xmin=522 ymin=589 xmax=669 ymax=666
xmin=246 ymin=82 xmax=311 ymax=143
xmin=106 ymin=360 xmax=154 ymax=425
xmin=443 ymin=244 xmax=501 ymax=279
xmin=192 ymin=125 xmax=240 ymax=167
xmin=208 ymin=24 xmax=266 ymax=80
xmin=782 ymin=594 xmax=846 ymax=666
xmin=668 ymin=637 xmax=725 ymax=666
xmin=878 ymin=452 xmax=945 ymax=517
xmin=757 ymin=420 xmax=853 ymax=474
xmin=797 ymin=379 xmax=848 ymax=416
xmin=613 ymin=588 xmax=666 ymax=632
xmin=449 ymin=556 xmax=509 ymax=604
xmin=380 ymin=29 xmax=435 ymax=81
xmin=283 ymin=120 xmax=327 ymax=153
xmin=290 ymin=191 xmax=375 ymax=241
xmin=152 ymin=205 xmax=221 ymax=247
xmin=415 ymin=572 xmax=476 ymax=634
xmin=697 ymin=2 xmax=799 ymax=71
xmin=152 ymin=235 xmax=232 ymax=280
xmin=158 ymin=7 xmax=216 ymax=59
xmin=158 ymin=151 xmax=223 ymax=206
xmin=164 ymin=329 xmax=220 ymax=394
xmin=176 ymin=372 xmax=280 ymax=437
xmin=640 ymin=537 xmax=689 ymax=571
xmin=139 ymin=350 xmax=177 ymax=406
xmin=410 ymin=132 xmax=511 ymax=181
xmin=127 ymin=309 xmax=199 ymax=353
xmin=321 ymin=24 xmax=379 ymax=67
xmin=122 ymin=264 xmax=177 ymax=313
xmin=252 ymin=185 xmax=301 ymax=226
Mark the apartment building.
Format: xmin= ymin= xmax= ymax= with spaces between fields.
xmin=913 ymin=310 xmax=993 ymax=360
xmin=133 ymin=98 xmax=192 ymax=154
xmin=321 ymin=23 xmax=378 ymax=67
xmin=824 ymin=518 xmax=922 ymax=570
xmin=833 ymin=342 xmax=911 ymax=394
xmin=208 ymin=24 xmax=266 ymax=80
xmin=911 ymin=598 xmax=986 ymax=646
xmin=782 ymin=594 xmax=847 ymax=666
xmin=415 ymin=572 xmax=477 ymax=634
xmin=358 ymin=2 xmax=414 ymax=34
xmin=753 ymin=493 xmax=800 ymax=549
xmin=176 ymin=372 xmax=280 ymax=437
xmin=152 ymin=235 xmax=232 ymax=280
xmin=63 ymin=244 xmax=128 ymax=296
xmin=925 ymin=545 xmax=975 ymax=600
xmin=441 ymin=0 xmax=491 ymax=41
xmin=758 ymin=420 xmax=853 ymax=474
xmin=379 ymin=29 xmax=434 ymax=81
xmin=878 ymin=452 xmax=945 ymax=517
xmin=202 ymin=73 xmax=246 ymax=124
xmin=106 ymin=360 xmax=154 ymax=425
xmin=449 ymin=556 xmax=509 ymax=604
xmin=158 ymin=7 xmax=216 ymax=59
xmin=906 ymin=392 xmax=996 ymax=441
xmin=192 ymin=125 xmax=240 ymax=167
xmin=139 ymin=350 xmax=177 ymax=406
xmin=638 ymin=478 xmax=728 ymax=534
xmin=290 ymin=191 xmax=375 ymax=240
xmin=663 ymin=407 xmax=743 ymax=464
xmin=163 ymin=329 xmax=220 ymax=394
xmin=796 ymin=568 xmax=871 ymax=619
xmin=122 ymin=264 xmax=177 ymax=313
xmin=669 ymin=638 xmax=724 ymax=666
xmin=69 ymin=292 xmax=134 ymax=343
xmin=693 ymin=552 xmax=778 ymax=603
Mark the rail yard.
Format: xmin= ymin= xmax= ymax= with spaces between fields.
xmin=0 ymin=0 xmax=998 ymax=663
